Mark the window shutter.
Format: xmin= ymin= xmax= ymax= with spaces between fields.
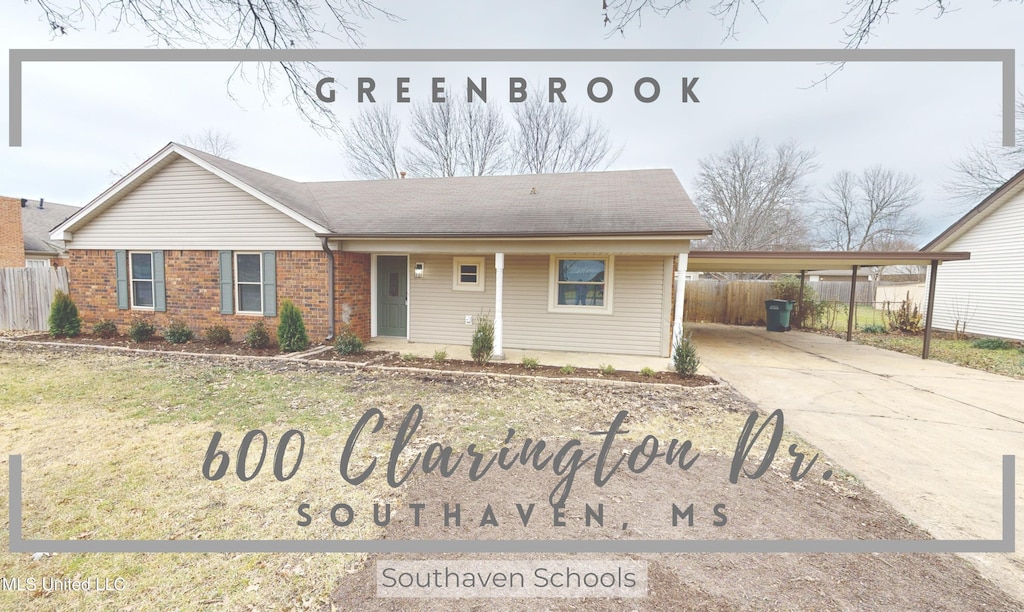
xmin=115 ymin=250 xmax=128 ymax=310
xmin=219 ymin=251 xmax=233 ymax=314
xmin=262 ymin=251 xmax=277 ymax=317
xmin=152 ymin=250 xmax=166 ymax=312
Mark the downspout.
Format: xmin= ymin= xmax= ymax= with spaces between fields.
xmin=321 ymin=237 xmax=336 ymax=342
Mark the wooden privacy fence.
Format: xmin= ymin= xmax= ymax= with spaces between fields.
xmin=0 ymin=266 xmax=70 ymax=331
xmin=683 ymin=279 xmax=877 ymax=325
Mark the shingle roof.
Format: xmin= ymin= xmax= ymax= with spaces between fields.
xmin=177 ymin=144 xmax=711 ymax=238
xmin=20 ymin=199 xmax=78 ymax=254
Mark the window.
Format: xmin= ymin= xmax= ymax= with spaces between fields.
xmin=235 ymin=253 xmax=263 ymax=314
xmin=452 ymin=257 xmax=485 ymax=291
xmin=129 ymin=251 xmax=154 ymax=309
xmin=25 ymin=259 xmax=49 ymax=269
xmin=549 ymin=256 xmax=613 ymax=313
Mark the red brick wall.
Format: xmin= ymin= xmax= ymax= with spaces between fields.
xmin=0 ymin=196 xmax=25 ymax=267
xmin=67 ymin=249 xmax=370 ymax=343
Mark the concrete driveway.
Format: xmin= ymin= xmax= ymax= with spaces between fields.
xmin=689 ymin=323 xmax=1024 ymax=604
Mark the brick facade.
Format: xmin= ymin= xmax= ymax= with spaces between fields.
xmin=0 ymin=196 xmax=25 ymax=267
xmin=68 ymin=249 xmax=370 ymax=343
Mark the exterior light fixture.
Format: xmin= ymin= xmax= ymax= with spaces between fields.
xmin=414 ymin=262 xmax=424 ymax=278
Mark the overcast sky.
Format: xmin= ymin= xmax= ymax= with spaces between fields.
xmin=2 ymin=1 xmax=1022 ymax=241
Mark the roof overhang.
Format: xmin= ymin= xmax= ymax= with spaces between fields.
xmin=687 ymin=250 xmax=970 ymax=274
xmin=50 ymin=143 xmax=329 ymax=241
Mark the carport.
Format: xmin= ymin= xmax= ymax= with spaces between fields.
xmin=685 ymin=250 xmax=971 ymax=359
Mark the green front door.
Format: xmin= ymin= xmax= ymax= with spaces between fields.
xmin=377 ymin=256 xmax=408 ymax=337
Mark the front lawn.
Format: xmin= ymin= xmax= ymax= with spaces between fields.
xmin=853 ymin=332 xmax=1024 ymax=379
xmin=0 ymin=343 xmax=757 ymax=610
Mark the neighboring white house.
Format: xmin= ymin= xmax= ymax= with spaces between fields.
xmin=923 ymin=167 xmax=1024 ymax=341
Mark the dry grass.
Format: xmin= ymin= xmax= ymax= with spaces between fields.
xmin=853 ymin=334 xmax=1024 ymax=379
xmin=0 ymin=345 xmax=830 ymax=610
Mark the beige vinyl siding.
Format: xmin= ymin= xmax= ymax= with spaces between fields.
xmin=931 ymin=188 xmax=1024 ymax=341
xmin=68 ymin=157 xmax=321 ymax=251
xmin=409 ymin=254 xmax=670 ymax=356
xmin=409 ymin=254 xmax=496 ymax=345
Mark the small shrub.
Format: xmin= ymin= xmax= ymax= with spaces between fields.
xmin=164 ymin=320 xmax=194 ymax=344
xmin=277 ymin=300 xmax=309 ymax=353
xmin=673 ymin=331 xmax=701 ymax=377
xmin=204 ymin=325 xmax=232 ymax=345
xmin=640 ymin=367 xmax=656 ymax=378
xmin=560 ymin=364 xmax=577 ymax=375
xmin=884 ymin=293 xmax=923 ymax=334
xmin=92 ymin=319 xmax=118 ymax=339
xmin=47 ymin=290 xmax=81 ymax=338
xmin=599 ymin=364 xmax=616 ymax=375
xmin=402 ymin=353 xmax=417 ymax=362
xmin=772 ymin=275 xmax=819 ymax=328
xmin=861 ymin=323 xmax=887 ymax=334
xmin=521 ymin=356 xmax=540 ymax=370
xmin=128 ymin=318 xmax=156 ymax=343
xmin=244 ymin=320 xmax=271 ymax=349
xmin=471 ymin=315 xmax=495 ymax=365
xmin=334 ymin=326 xmax=364 ymax=355
xmin=432 ymin=349 xmax=448 ymax=363
xmin=972 ymin=337 xmax=1014 ymax=350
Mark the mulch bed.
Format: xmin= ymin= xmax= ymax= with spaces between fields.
xmin=15 ymin=333 xmax=285 ymax=357
xmin=317 ymin=350 xmax=717 ymax=387
xmin=11 ymin=335 xmax=716 ymax=387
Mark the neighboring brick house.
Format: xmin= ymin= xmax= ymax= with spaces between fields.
xmin=1 ymin=196 xmax=77 ymax=267
xmin=51 ymin=143 xmax=712 ymax=356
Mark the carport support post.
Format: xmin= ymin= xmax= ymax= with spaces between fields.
xmin=922 ymin=259 xmax=939 ymax=360
xmin=670 ymin=252 xmax=689 ymax=363
xmin=493 ymin=252 xmax=504 ymax=360
xmin=797 ymin=270 xmax=806 ymax=328
xmin=846 ymin=265 xmax=858 ymax=342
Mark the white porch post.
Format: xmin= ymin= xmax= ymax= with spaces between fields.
xmin=494 ymin=252 xmax=505 ymax=359
xmin=669 ymin=252 xmax=689 ymax=362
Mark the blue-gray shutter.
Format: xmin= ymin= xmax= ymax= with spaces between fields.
xmin=219 ymin=251 xmax=233 ymax=314
xmin=152 ymin=250 xmax=166 ymax=312
xmin=262 ymin=251 xmax=277 ymax=317
xmin=115 ymin=250 xmax=129 ymax=310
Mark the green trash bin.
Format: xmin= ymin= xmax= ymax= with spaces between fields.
xmin=765 ymin=299 xmax=794 ymax=332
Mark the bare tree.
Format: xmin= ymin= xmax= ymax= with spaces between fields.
xmin=944 ymin=97 xmax=1024 ymax=210
xmin=342 ymin=105 xmax=402 ymax=179
xmin=405 ymin=102 xmax=464 ymax=178
xmin=510 ymin=94 xmax=619 ymax=174
xmin=461 ymin=103 xmax=510 ymax=176
xmin=602 ymin=1 xmax=1020 ymax=48
xmin=181 ymin=129 xmax=237 ymax=158
xmin=694 ymin=138 xmax=818 ymax=251
xmin=816 ymin=166 xmax=923 ymax=251
xmin=32 ymin=1 xmax=399 ymax=133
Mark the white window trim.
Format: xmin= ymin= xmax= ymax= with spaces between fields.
xmin=548 ymin=255 xmax=614 ymax=314
xmin=234 ymin=252 xmax=264 ymax=315
xmin=128 ymin=251 xmax=154 ymax=311
xmin=452 ymin=256 xmax=485 ymax=292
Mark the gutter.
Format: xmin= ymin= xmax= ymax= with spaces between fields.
xmin=320 ymin=237 xmax=336 ymax=342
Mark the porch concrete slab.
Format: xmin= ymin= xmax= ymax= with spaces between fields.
xmin=689 ymin=323 xmax=1024 ymax=604
xmin=364 ymin=336 xmax=689 ymax=375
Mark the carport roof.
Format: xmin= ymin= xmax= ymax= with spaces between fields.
xmin=687 ymin=250 xmax=970 ymax=274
